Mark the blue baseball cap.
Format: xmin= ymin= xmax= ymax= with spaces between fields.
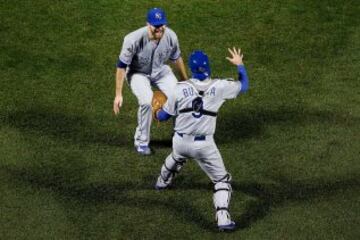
xmin=147 ymin=8 xmax=167 ymax=26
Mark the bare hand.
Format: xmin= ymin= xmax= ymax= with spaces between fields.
xmin=113 ymin=95 xmax=123 ymax=115
xmin=226 ymin=47 xmax=244 ymax=66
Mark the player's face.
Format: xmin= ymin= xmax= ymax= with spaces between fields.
xmin=147 ymin=23 xmax=166 ymax=40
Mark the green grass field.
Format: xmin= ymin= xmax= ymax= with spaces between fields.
xmin=1 ymin=0 xmax=359 ymax=239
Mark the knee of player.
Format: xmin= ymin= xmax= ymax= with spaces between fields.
xmin=138 ymin=102 xmax=152 ymax=112
xmin=139 ymin=98 xmax=153 ymax=107
xmin=213 ymin=173 xmax=232 ymax=190
xmin=214 ymin=173 xmax=232 ymax=184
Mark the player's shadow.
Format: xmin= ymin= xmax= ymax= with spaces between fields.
xmin=215 ymin=105 xmax=358 ymax=143
xmin=0 ymin=107 xmax=129 ymax=147
xmin=150 ymin=139 xmax=173 ymax=148
xmin=1 ymin=165 xmax=215 ymax=231
xmin=234 ymin=176 xmax=360 ymax=230
xmin=3 ymin=164 xmax=359 ymax=232
xmin=172 ymin=174 xmax=359 ymax=231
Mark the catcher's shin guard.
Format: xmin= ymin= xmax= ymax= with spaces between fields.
xmin=213 ymin=174 xmax=235 ymax=230
xmin=155 ymin=154 xmax=186 ymax=190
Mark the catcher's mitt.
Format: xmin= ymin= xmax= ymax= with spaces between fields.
xmin=152 ymin=90 xmax=167 ymax=120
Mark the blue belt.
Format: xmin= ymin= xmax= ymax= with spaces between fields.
xmin=176 ymin=132 xmax=206 ymax=141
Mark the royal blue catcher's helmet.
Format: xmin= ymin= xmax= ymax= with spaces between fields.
xmin=189 ymin=50 xmax=211 ymax=81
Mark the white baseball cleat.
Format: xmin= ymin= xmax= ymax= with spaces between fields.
xmin=135 ymin=145 xmax=152 ymax=156
xmin=216 ymin=210 xmax=236 ymax=232
xmin=155 ymin=175 xmax=172 ymax=190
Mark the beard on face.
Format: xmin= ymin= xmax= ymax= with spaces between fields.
xmin=155 ymin=29 xmax=163 ymax=38
xmin=149 ymin=26 xmax=164 ymax=40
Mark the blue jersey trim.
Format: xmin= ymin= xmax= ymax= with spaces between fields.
xmin=237 ymin=65 xmax=249 ymax=93
xmin=116 ymin=59 xmax=128 ymax=69
xmin=192 ymin=72 xmax=209 ymax=81
xmin=157 ymin=109 xmax=172 ymax=121
xmin=169 ymin=56 xmax=180 ymax=61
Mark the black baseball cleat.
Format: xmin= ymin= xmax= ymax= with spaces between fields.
xmin=216 ymin=210 xmax=236 ymax=232
xmin=218 ymin=221 xmax=236 ymax=232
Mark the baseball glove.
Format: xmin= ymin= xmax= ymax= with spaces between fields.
xmin=152 ymin=90 xmax=167 ymax=119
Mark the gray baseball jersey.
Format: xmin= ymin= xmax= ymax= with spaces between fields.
xmin=163 ymin=78 xmax=242 ymax=135
xmin=119 ymin=26 xmax=181 ymax=78
xmin=156 ymin=75 xmax=245 ymax=228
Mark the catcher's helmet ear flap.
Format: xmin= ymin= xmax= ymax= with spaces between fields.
xmin=189 ymin=50 xmax=211 ymax=81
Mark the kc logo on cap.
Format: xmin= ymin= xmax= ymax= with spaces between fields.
xmin=147 ymin=8 xmax=167 ymax=26
xmin=155 ymin=13 xmax=162 ymax=20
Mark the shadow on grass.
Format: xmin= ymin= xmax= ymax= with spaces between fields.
xmin=1 ymin=166 xmax=215 ymax=231
xmin=2 ymin=106 xmax=358 ymax=148
xmin=216 ymin=106 xmax=359 ymax=143
xmin=0 ymin=108 xmax=128 ymax=147
xmin=166 ymin=175 xmax=359 ymax=231
xmin=1 ymin=105 xmax=358 ymax=231
xmin=2 ymin=164 xmax=359 ymax=232
xmin=150 ymin=139 xmax=173 ymax=148
xmin=1 ymin=108 xmax=176 ymax=150
xmin=235 ymin=176 xmax=359 ymax=230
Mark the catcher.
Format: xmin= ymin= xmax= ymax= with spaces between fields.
xmin=153 ymin=48 xmax=249 ymax=231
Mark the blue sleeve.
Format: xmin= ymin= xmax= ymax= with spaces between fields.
xmin=116 ymin=59 xmax=128 ymax=69
xmin=237 ymin=65 xmax=249 ymax=93
xmin=156 ymin=109 xmax=172 ymax=122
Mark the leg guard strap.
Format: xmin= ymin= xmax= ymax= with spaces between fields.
xmin=216 ymin=207 xmax=229 ymax=212
xmin=213 ymin=188 xmax=230 ymax=193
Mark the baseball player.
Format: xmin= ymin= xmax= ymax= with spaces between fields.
xmin=113 ymin=8 xmax=188 ymax=155
xmin=154 ymin=48 xmax=249 ymax=231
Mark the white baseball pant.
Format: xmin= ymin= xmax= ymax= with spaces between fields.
xmin=161 ymin=132 xmax=229 ymax=182
xmin=128 ymin=70 xmax=177 ymax=147
xmin=158 ymin=132 xmax=232 ymax=221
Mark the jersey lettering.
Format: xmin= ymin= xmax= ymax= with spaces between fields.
xmin=183 ymin=87 xmax=194 ymax=98
xmin=209 ymin=87 xmax=216 ymax=96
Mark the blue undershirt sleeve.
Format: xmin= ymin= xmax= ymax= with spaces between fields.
xmin=116 ymin=59 xmax=128 ymax=69
xmin=237 ymin=65 xmax=249 ymax=93
xmin=156 ymin=109 xmax=172 ymax=122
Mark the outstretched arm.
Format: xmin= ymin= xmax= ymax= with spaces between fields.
xmin=155 ymin=108 xmax=172 ymax=122
xmin=155 ymin=96 xmax=175 ymax=122
xmin=226 ymin=47 xmax=249 ymax=93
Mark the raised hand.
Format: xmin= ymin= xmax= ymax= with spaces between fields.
xmin=226 ymin=47 xmax=244 ymax=66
